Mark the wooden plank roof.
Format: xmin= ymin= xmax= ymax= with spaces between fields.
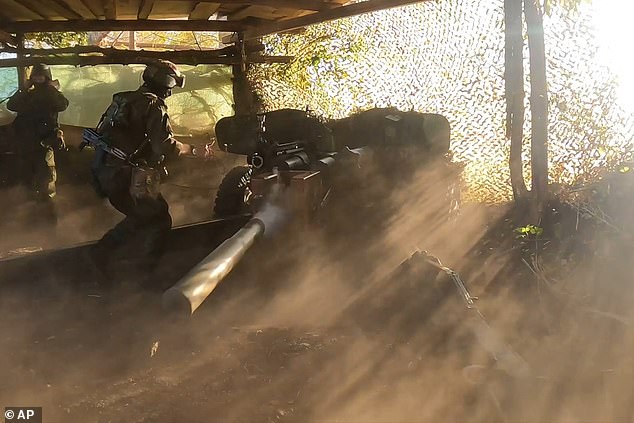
xmin=0 ymin=0 xmax=348 ymax=30
xmin=0 ymin=0 xmax=427 ymax=37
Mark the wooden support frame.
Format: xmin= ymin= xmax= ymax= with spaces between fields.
xmin=3 ymin=43 xmax=265 ymax=56
xmin=169 ymin=0 xmax=338 ymax=11
xmin=15 ymin=32 xmax=27 ymax=90
xmin=0 ymin=51 xmax=292 ymax=67
xmin=3 ymin=19 xmax=246 ymax=33
xmin=76 ymin=0 xmax=100 ymax=19
xmin=137 ymin=0 xmax=156 ymax=19
xmin=188 ymin=2 xmax=221 ymax=20
xmin=0 ymin=30 xmax=17 ymax=47
xmin=103 ymin=0 xmax=117 ymax=19
xmin=6 ymin=0 xmax=47 ymax=20
xmin=40 ymin=0 xmax=84 ymax=20
xmin=243 ymin=0 xmax=430 ymax=39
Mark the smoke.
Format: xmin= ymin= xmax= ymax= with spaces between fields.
xmin=253 ymin=181 xmax=290 ymax=238
xmin=3 ymin=152 xmax=634 ymax=423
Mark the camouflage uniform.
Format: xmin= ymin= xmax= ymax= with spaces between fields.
xmin=92 ymin=86 xmax=180 ymax=261
xmin=7 ymin=84 xmax=69 ymax=200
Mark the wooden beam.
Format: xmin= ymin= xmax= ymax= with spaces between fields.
xmin=188 ymin=2 xmax=221 ymax=20
xmin=5 ymin=42 xmax=265 ymax=56
xmin=0 ymin=31 xmax=18 ymax=47
xmin=0 ymin=53 xmax=292 ymax=67
xmin=171 ymin=0 xmax=337 ymax=11
xmin=111 ymin=41 xmax=217 ymax=50
xmin=110 ymin=40 xmax=264 ymax=52
xmin=4 ymin=19 xmax=246 ymax=33
xmin=137 ymin=0 xmax=156 ymax=19
xmin=37 ymin=0 xmax=84 ymax=19
xmin=6 ymin=0 xmax=47 ymax=20
xmin=77 ymin=0 xmax=100 ymax=18
xmin=5 ymin=45 xmax=233 ymax=56
xmin=103 ymin=0 xmax=117 ymax=19
xmin=243 ymin=0 xmax=431 ymax=40
xmin=228 ymin=5 xmax=258 ymax=21
xmin=54 ymin=0 xmax=96 ymax=19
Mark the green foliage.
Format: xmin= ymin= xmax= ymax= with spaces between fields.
xmin=249 ymin=19 xmax=368 ymax=116
xmin=26 ymin=32 xmax=88 ymax=48
xmin=515 ymin=224 xmax=544 ymax=238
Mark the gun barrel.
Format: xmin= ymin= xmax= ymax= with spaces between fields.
xmin=163 ymin=218 xmax=265 ymax=317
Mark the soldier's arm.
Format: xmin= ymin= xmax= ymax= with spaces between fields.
xmin=146 ymin=102 xmax=199 ymax=162
xmin=44 ymin=85 xmax=70 ymax=112
xmin=52 ymin=90 xmax=70 ymax=112
xmin=146 ymin=102 xmax=184 ymax=162
xmin=6 ymin=90 xmax=30 ymax=113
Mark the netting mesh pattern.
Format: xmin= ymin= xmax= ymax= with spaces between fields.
xmin=251 ymin=1 xmax=634 ymax=202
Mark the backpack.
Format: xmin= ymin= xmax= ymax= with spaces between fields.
xmin=97 ymin=91 xmax=137 ymax=134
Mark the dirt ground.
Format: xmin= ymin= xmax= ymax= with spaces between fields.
xmin=2 ymin=158 xmax=634 ymax=423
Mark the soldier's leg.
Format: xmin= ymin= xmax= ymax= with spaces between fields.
xmin=95 ymin=166 xmax=140 ymax=249
xmin=102 ymin=192 xmax=138 ymax=246
xmin=125 ymin=194 xmax=172 ymax=288
xmin=41 ymin=148 xmax=57 ymax=200
xmin=89 ymin=167 xmax=139 ymax=285
xmin=30 ymin=148 xmax=55 ymax=199
xmin=18 ymin=153 xmax=37 ymax=195
xmin=139 ymin=194 xmax=172 ymax=257
xmin=33 ymin=148 xmax=58 ymax=223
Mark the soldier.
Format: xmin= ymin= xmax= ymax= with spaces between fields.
xmin=88 ymin=59 xmax=212 ymax=281
xmin=7 ymin=63 xmax=69 ymax=221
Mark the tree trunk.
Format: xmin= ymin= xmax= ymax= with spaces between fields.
xmin=505 ymin=0 xmax=528 ymax=202
xmin=525 ymin=0 xmax=549 ymax=222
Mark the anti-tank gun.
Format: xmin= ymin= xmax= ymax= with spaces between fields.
xmin=212 ymin=107 xmax=459 ymax=221
xmin=212 ymin=108 xmax=346 ymax=221
xmin=162 ymin=108 xmax=461 ymax=317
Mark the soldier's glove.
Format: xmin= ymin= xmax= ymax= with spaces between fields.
xmin=191 ymin=143 xmax=215 ymax=160
xmin=54 ymin=128 xmax=67 ymax=151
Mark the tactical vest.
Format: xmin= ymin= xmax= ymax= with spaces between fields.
xmin=97 ymin=90 xmax=160 ymax=159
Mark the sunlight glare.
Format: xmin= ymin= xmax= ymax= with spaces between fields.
xmin=593 ymin=0 xmax=634 ymax=111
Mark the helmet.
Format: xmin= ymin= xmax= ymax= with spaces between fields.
xmin=30 ymin=63 xmax=52 ymax=83
xmin=142 ymin=60 xmax=185 ymax=90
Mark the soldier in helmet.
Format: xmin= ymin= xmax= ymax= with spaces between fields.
xmin=89 ymin=59 xmax=212 ymax=281
xmin=7 ymin=63 xmax=69 ymax=221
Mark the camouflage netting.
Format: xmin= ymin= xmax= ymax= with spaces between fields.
xmin=0 ymin=64 xmax=234 ymax=135
xmin=251 ymin=0 xmax=634 ymax=202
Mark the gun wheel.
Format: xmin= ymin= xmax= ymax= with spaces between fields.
xmin=213 ymin=166 xmax=253 ymax=218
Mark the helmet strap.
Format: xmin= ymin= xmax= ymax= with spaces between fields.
xmin=144 ymin=82 xmax=172 ymax=99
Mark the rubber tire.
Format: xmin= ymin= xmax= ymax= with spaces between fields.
xmin=213 ymin=166 xmax=252 ymax=218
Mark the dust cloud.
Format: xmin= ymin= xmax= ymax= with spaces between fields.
xmin=2 ymin=154 xmax=634 ymax=423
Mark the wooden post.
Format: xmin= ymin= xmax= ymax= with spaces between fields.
xmin=129 ymin=31 xmax=136 ymax=50
xmin=231 ymin=33 xmax=254 ymax=115
xmin=15 ymin=33 xmax=28 ymax=90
